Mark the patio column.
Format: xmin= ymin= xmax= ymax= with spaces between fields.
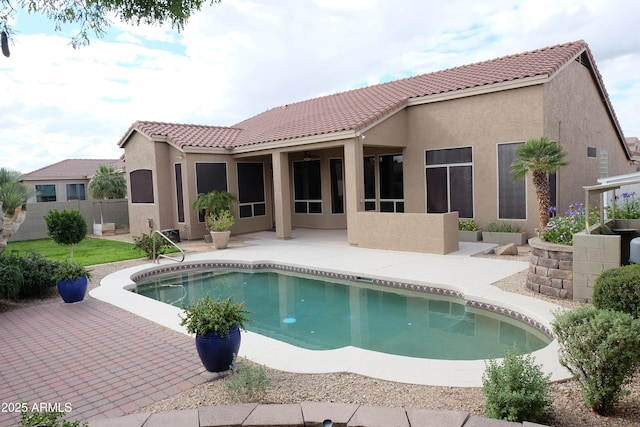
xmin=344 ymin=138 xmax=364 ymax=245
xmin=272 ymin=151 xmax=292 ymax=240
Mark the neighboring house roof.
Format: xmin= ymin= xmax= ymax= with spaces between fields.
xmin=22 ymin=159 xmax=125 ymax=181
xmin=626 ymin=137 xmax=640 ymax=162
xmin=118 ymin=40 xmax=627 ymax=156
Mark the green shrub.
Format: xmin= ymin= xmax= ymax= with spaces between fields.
xmin=225 ymin=358 xmax=270 ymax=403
xmin=133 ymin=230 xmax=171 ymax=259
xmin=458 ymin=219 xmax=480 ymax=231
xmin=486 ymin=222 xmax=521 ymax=233
xmin=20 ymin=408 xmax=87 ymax=427
xmin=537 ymin=202 xmax=600 ymax=245
xmin=482 ymin=347 xmax=553 ymax=423
xmin=593 ymin=264 xmax=640 ymax=319
xmin=0 ymin=251 xmax=60 ymax=299
xmin=44 ymin=209 xmax=88 ymax=260
xmin=0 ymin=257 xmax=23 ymax=299
xmin=207 ymin=209 xmax=235 ymax=232
xmin=552 ymin=307 xmax=640 ymax=415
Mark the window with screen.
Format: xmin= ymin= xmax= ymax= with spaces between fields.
xmin=237 ymin=162 xmax=266 ymax=218
xmin=425 ymin=147 xmax=473 ymax=218
xmin=293 ymin=160 xmax=322 ymax=214
xmin=130 ymin=169 xmax=154 ymax=204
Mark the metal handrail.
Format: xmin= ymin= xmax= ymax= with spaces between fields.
xmin=151 ymin=230 xmax=185 ymax=264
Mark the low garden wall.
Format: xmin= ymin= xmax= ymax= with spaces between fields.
xmin=352 ymin=211 xmax=459 ymax=254
xmin=527 ymin=237 xmax=573 ymax=299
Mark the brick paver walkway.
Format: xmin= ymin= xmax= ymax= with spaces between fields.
xmin=0 ymin=297 xmax=208 ymax=426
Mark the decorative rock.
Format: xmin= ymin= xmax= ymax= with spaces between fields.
xmin=494 ymin=243 xmax=519 ymax=256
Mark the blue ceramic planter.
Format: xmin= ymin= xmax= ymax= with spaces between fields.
xmin=195 ymin=325 xmax=241 ymax=372
xmin=56 ymin=276 xmax=88 ymax=303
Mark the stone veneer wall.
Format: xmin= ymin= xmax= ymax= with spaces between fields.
xmin=527 ymin=237 xmax=573 ymax=299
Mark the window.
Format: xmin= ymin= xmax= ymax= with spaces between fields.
xmin=587 ymin=146 xmax=597 ymax=158
xmin=293 ymin=160 xmax=322 ymax=214
xmin=330 ymin=159 xmax=344 ymax=214
xmin=498 ymin=143 xmax=526 ymax=219
xmin=35 ymin=184 xmax=56 ymax=202
xmin=195 ymin=163 xmax=228 ymax=221
xmin=363 ymin=156 xmax=376 ymax=211
xmin=425 ymin=147 xmax=473 ymax=218
xmin=362 ymin=154 xmax=404 ymax=212
xmin=66 ymin=183 xmax=86 ymax=201
xmin=130 ymin=169 xmax=154 ymax=203
xmin=195 ymin=163 xmax=228 ymax=194
xmin=237 ymin=163 xmax=266 ymax=218
xmin=175 ymin=164 xmax=184 ymax=222
xmin=379 ymin=154 xmax=404 ymax=212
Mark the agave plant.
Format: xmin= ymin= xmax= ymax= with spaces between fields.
xmin=0 ymin=168 xmax=35 ymax=253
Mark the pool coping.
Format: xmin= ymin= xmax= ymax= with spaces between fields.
xmin=90 ymin=237 xmax=571 ymax=387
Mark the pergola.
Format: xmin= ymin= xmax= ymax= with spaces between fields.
xmin=583 ymin=178 xmax=640 ymax=233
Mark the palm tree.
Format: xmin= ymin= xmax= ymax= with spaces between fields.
xmin=510 ymin=137 xmax=568 ymax=231
xmin=0 ymin=168 xmax=36 ymax=253
xmin=191 ymin=190 xmax=237 ymax=232
xmin=88 ymin=164 xmax=126 ymax=199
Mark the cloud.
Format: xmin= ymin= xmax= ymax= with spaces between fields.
xmin=1 ymin=0 xmax=639 ymax=173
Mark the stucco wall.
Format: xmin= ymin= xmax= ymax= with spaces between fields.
xmin=403 ymin=86 xmax=544 ymax=237
xmin=23 ymin=179 xmax=96 ymax=203
xmin=124 ymin=132 xmax=274 ymax=239
xmin=124 ymin=132 xmax=159 ymax=237
xmin=9 ymin=199 xmax=129 ymax=242
xmin=544 ymin=59 xmax=635 ymax=213
xmin=351 ymin=211 xmax=459 ymax=254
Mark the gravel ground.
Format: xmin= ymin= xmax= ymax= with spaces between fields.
xmin=5 ymin=245 xmax=640 ymax=426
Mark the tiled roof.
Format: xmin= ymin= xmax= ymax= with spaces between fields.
xmin=231 ymin=40 xmax=591 ymax=147
xmin=121 ymin=40 xmax=618 ymax=150
xmin=118 ymin=121 xmax=241 ymax=149
xmin=23 ymin=159 xmax=124 ymax=180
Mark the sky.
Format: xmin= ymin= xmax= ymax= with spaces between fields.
xmin=1 ymin=0 xmax=639 ymax=174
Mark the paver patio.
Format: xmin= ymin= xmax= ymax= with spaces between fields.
xmin=0 ymin=296 xmax=210 ymax=426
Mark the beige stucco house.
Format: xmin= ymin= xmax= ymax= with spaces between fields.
xmin=117 ymin=40 xmax=635 ymax=254
xmin=22 ymin=158 xmax=125 ymax=203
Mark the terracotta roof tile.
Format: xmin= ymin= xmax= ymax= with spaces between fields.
xmin=119 ymin=121 xmax=241 ymax=149
xmin=23 ymin=159 xmax=123 ymax=180
xmin=121 ymin=40 xmax=616 ymax=150
xmin=231 ymin=40 xmax=590 ymax=146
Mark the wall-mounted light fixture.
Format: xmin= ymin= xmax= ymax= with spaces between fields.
xmin=176 ymin=155 xmax=184 ymax=161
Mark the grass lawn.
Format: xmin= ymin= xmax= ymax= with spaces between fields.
xmin=6 ymin=237 xmax=148 ymax=266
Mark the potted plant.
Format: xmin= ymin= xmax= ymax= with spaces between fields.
xmin=44 ymin=209 xmax=90 ymax=302
xmin=53 ymin=260 xmax=91 ymax=303
xmin=482 ymin=222 xmax=528 ymax=245
xmin=191 ymin=190 xmax=237 ymax=241
xmin=180 ymin=295 xmax=250 ymax=373
xmin=458 ymin=219 xmax=482 ymax=242
xmin=207 ymin=209 xmax=235 ymax=249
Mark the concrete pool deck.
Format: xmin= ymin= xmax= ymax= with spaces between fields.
xmin=91 ymin=229 xmax=571 ymax=388
xmin=0 ymin=229 xmax=561 ymax=426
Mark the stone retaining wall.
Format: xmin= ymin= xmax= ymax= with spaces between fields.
xmin=527 ymin=237 xmax=573 ymax=299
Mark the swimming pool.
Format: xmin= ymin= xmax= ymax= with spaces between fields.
xmin=133 ymin=262 xmax=551 ymax=360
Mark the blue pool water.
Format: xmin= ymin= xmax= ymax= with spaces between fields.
xmin=134 ymin=267 xmax=550 ymax=360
